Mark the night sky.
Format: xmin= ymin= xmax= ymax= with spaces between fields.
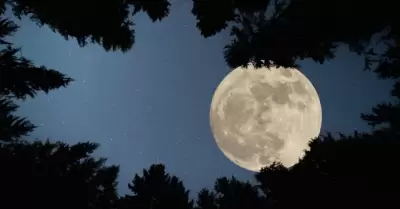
xmin=9 ymin=2 xmax=393 ymax=195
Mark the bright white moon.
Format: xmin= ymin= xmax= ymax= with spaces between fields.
xmin=209 ymin=65 xmax=322 ymax=172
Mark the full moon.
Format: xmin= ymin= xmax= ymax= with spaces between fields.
xmin=209 ymin=65 xmax=322 ymax=172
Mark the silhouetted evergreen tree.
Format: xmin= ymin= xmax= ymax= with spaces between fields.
xmin=196 ymin=177 xmax=265 ymax=209
xmin=120 ymin=164 xmax=194 ymax=209
xmin=0 ymin=11 xmax=120 ymax=208
xmin=0 ymin=15 xmax=72 ymax=141
xmin=0 ymin=140 xmax=120 ymax=209
xmin=360 ymin=72 xmax=400 ymax=138
xmin=0 ymin=98 xmax=35 ymax=141
xmin=196 ymin=189 xmax=218 ymax=209
xmin=191 ymin=0 xmax=399 ymax=70
xmin=4 ymin=0 xmax=170 ymax=52
xmin=254 ymin=132 xmax=400 ymax=209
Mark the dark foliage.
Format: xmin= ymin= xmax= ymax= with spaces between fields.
xmin=129 ymin=0 xmax=170 ymax=22
xmin=191 ymin=0 xmax=400 ymax=71
xmin=360 ymin=66 xmax=400 ymax=137
xmin=0 ymin=16 xmax=72 ymax=142
xmin=0 ymin=46 xmax=72 ymax=99
xmin=361 ymin=102 xmax=400 ymax=135
xmin=0 ymin=98 xmax=35 ymax=141
xmin=196 ymin=177 xmax=265 ymax=209
xmin=0 ymin=140 xmax=119 ymax=209
xmin=192 ymin=0 xmax=269 ymax=38
xmin=196 ymin=189 xmax=218 ymax=209
xmin=120 ymin=164 xmax=194 ymax=209
xmin=5 ymin=0 xmax=170 ymax=52
xmin=255 ymin=132 xmax=400 ymax=209
xmin=0 ymin=17 xmax=18 ymax=45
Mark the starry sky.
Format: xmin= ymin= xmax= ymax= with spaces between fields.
xmin=8 ymin=1 xmax=393 ymax=196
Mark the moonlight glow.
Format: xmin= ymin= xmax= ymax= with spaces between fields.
xmin=209 ymin=65 xmax=322 ymax=172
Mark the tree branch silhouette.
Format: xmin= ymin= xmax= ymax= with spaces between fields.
xmin=6 ymin=0 xmax=170 ymax=52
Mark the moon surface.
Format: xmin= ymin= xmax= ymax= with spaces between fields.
xmin=209 ymin=65 xmax=322 ymax=172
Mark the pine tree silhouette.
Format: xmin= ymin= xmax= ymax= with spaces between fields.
xmin=191 ymin=0 xmax=400 ymax=70
xmin=255 ymin=132 xmax=400 ymax=209
xmin=360 ymin=69 xmax=400 ymax=138
xmin=0 ymin=98 xmax=35 ymax=141
xmin=196 ymin=189 xmax=218 ymax=209
xmin=0 ymin=15 xmax=72 ymax=142
xmin=1 ymin=6 xmax=120 ymax=208
xmin=196 ymin=177 xmax=266 ymax=209
xmin=0 ymin=140 xmax=120 ymax=209
xmin=4 ymin=0 xmax=170 ymax=52
xmin=121 ymin=164 xmax=194 ymax=209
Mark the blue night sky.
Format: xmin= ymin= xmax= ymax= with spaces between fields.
xmin=9 ymin=2 xmax=393 ymax=195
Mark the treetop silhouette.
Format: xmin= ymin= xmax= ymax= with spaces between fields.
xmin=0 ymin=46 xmax=72 ymax=99
xmin=3 ymin=0 xmax=170 ymax=52
xmin=120 ymin=164 xmax=194 ymax=209
xmin=0 ymin=14 xmax=72 ymax=142
xmin=197 ymin=176 xmax=265 ymax=209
xmin=191 ymin=0 xmax=400 ymax=71
xmin=255 ymin=132 xmax=400 ymax=209
xmin=0 ymin=140 xmax=120 ymax=209
xmin=191 ymin=0 xmax=270 ymax=38
xmin=0 ymin=98 xmax=35 ymax=141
